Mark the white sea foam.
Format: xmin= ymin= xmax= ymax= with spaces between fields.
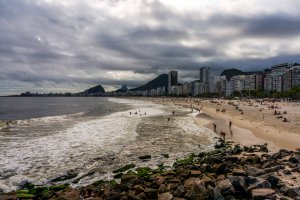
xmin=0 ymin=99 xmax=169 ymax=192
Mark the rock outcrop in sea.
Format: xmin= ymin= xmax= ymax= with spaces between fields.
xmin=1 ymin=140 xmax=300 ymax=200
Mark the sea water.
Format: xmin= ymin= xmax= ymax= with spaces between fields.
xmin=0 ymin=97 xmax=216 ymax=192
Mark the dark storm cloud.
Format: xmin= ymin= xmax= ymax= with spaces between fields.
xmin=1 ymin=0 xmax=300 ymax=95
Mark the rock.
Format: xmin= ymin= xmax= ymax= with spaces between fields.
xmin=51 ymin=170 xmax=78 ymax=182
xmin=18 ymin=180 xmax=35 ymax=190
xmin=247 ymin=179 xmax=271 ymax=191
xmin=279 ymin=149 xmax=291 ymax=157
xmin=213 ymin=163 xmax=229 ymax=175
xmin=289 ymin=156 xmax=299 ymax=164
xmin=228 ymin=176 xmax=246 ymax=194
xmin=190 ymin=170 xmax=201 ymax=176
xmin=184 ymin=177 xmax=201 ymax=189
xmin=259 ymin=145 xmax=268 ymax=153
xmin=214 ymin=179 xmax=235 ymax=197
xmin=133 ymin=185 xmax=144 ymax=195
xmin=158 ymin=192 xmax=173 ymax=200
xmin=286 ymin=186 xmax=300 ymax=198
xmin=56 ymin=188 xmax=81 ymax=200
xmin=127 ymin=194 xmax=142 ymax=200
xmin=138 ymin=155 xmax=151 ymax=160
xmin=283 ymin=169 xmax=292 ymax=175
xmin=232 ymin=169 xmax=247 ymax=176
xmin=158 ymin=184 xmax=167 ymax=193
xmin=173 ymin=185 xmax=185 ymax=197
xmin=246 ymin=167 xmax=264 ymax=177
xmin=162 ymin=154 xmax=169 ymax=158
xmin=266 ymin=175 xmax=279 ymax=189
xmin=202 ymin=175 xmax=215 ymax=188
xmin=264 ymin=165 xmax=284 ymax=173
xmin=251 ymin=188 xmax=276 ymax=200
xmin=120 ymin=174 xmax=138 ymax=184
xmin=144 ymin=188 xmax=157 ymax=199
xmin=136 ymin=192 xmax=146 ymax=199
xmin=245 ymin=155 xmax=261 ymax=164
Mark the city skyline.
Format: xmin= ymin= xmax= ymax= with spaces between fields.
xmin=1 ymin=0 xmax=300 ymax=95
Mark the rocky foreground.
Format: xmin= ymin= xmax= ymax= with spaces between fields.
xmin=1 ymin=141 xmax=300 ymax=200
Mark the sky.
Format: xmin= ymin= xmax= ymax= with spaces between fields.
xmin=1 ymin=0 xmax=300 ymax=95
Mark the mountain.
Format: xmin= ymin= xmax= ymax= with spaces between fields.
xmin=221 ymin=68 xmax=244 ymax=81
xmin=83 ymin=85 xmax=105 ymax=94
xmin=116 ymin=85 xmax=128 ymax=92
xmin=131 ymin=74 xmax=168 ymax=91
xmin=221 ymin=68 xmax=263 ymax=81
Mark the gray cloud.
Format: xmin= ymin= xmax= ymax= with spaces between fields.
xmin=1 ymin=0 xmax=300 ymax=95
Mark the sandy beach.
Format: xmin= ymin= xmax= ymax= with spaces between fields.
xmin=149 ymin=97 xmax=300 ymax=153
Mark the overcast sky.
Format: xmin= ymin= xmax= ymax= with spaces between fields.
xmin=1 ymin=0 xmax=300 ymax=95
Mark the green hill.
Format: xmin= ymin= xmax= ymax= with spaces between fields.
xmin=131 ymin=74 xmax=168 ymax=91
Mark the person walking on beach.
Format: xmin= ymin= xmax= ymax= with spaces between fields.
xmin=213 ymin=123 xmax=217 ymax=133
xmin=229 ymin=121 xmax=232 ymax=129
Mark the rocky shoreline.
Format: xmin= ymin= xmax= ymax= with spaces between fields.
xmin=1 ymin=140 xmax=300 ymax=200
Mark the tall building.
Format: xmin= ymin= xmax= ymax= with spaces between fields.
xmin=291 ymin=64 xmax=300 ymax=89
xmin=245 ymin=74 xmax=256 ymax=91
xmin=168 ymin=71 xmax=178 ymax=94
xmin=264 ymin=74 xmax=273 ymax=91
xmin=200 ymin=67 xmax=209 ymax=93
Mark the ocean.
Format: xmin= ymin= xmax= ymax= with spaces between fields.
xmin=0 ymin=97 xmax=216 ymax=192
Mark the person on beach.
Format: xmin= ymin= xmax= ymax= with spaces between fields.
xmin=172 ymin=110 xmax=175 ymax=115
xmin=229 ymin=121 xmax=232 ymax=129
xmin=213 ymin=123 xmax=217 ymax=132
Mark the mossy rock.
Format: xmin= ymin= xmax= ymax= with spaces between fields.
xmin=113 ymin=164 xmax=135 ymax=173
xmin=138 ymin=155 xmax=151 ymax=160
xmin=17 ymin=192 xmax=35 ymax=199
xmin=136 ymin=167 xmax=153 ymax=177
xmin=52 ymin=171 xmax=78 ymax=182
xmin=113 ymin=173 xmax=123 ymax=179
xmin=162 ymin=154 xmax=169 ymax=158
xmin=173 ymin=154 xmax=196 ymax=167
xmin=49 ymin=184 xmax=69 ymax=192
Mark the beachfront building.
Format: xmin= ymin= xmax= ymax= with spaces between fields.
xmin=156 ymin=86 xmax=167 ymax=96
xmin=255 ymin=74 xmax=264 ymax=90
xmin=283 ymin=70 xmax=292 ymax=91
xmin=225 ymin=80 xmax=231 ymax=96
xmin=245 ymin=74 xmax=256 ymax=91
xmin=168 ymin=71 xmax=178 ymax=94
xmin=209 ymin=75 xmax=226 ymax=94
xmin=264 ymin=74 xmax=273 ymax=91
xmin=230 ymin=75 xmax=245 ymax=93
xmin=291 ymin=64 xmax=300 ymax=89
xmin=200 ymin=67 xmax=209 ymax=93
xmin=269 ymin=63 xmax=291 ymax=92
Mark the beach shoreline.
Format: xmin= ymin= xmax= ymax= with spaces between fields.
xmin=147 ymin=97 xmax=300 ymax=152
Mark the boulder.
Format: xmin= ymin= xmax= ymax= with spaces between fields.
xmin=214 ymin=179 xmax=235 ymax=197
xmin=251 ymin=188 xmax=276 ymax=200
xmin=173 ymin=185 xmax=185 ymax=197
xmin=247 ymin=179 xmax=271 ymax=191
xmin=246 ymin=167 xmax=265 ymax=177
xmin=232 ymin=169 xmax=247 ymax=176
xmin=158 ymin=192 xmax=173 ymax=200
xmin=266 ymin=175 xmax=279 ymax=189
xmin=286 ymin=186 xmax=300 ymax=199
